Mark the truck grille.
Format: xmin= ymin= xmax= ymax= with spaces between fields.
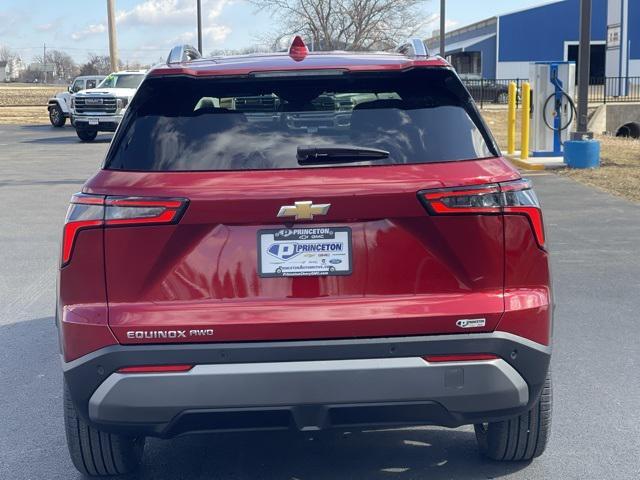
xmin=75 ymin=96 xmax=117 ymax=114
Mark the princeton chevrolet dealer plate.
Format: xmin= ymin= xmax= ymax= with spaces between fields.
xmin=258 ymin=227 xmax=352 ymax=277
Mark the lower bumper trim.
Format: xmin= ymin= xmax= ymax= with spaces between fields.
xmin=64 ymin=332 xmax=550 ymax=436
xmin=88 ymin=357 xmax=528 ymax=435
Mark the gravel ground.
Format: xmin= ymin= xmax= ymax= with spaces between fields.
xmin=557 ymin=135 xmax=640 ymax=203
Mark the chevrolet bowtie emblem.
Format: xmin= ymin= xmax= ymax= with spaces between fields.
xmin=277 ymin=201 xmax=331 ymax=220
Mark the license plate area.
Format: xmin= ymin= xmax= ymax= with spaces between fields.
xmin=88 ymin=117 xmax=99 ymax=125
xmin=258 ymin=227 xmax=352 ymax=277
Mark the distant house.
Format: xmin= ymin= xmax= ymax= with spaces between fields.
xmin=0 ymin=61 xmax=7 ymax=82
xmin=7 ymin=57 xmax=26 ymax=81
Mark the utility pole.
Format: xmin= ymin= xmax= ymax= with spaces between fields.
xmin=107 ymin=0 xmax=119 ymax=72
xmin=565 ymin=0 xmax=599 ymax=169
xmin=573 ymin=0 xmax=592 ymax=138
xmin=43 ymin=43 xmax=47 ymax=84
xmin=197 ymin=0 xmax=203 ymax=53
xmin=439 ymin=0 xmax=446 ymax=58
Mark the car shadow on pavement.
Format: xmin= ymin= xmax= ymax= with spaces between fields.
xmin=21 ymin=135 xmax=113 ymax=145
xmin=18 ymin=125 xmax=79 ymax=131
xmin=0 ymin=317 xmax=530 ymax=480
xmin=16 ymin=125 xmax=112 ymax=144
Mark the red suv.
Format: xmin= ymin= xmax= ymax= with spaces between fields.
xmin=59 ymin=39 xmax=552 ymax=476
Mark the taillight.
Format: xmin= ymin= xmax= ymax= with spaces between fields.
xmin=422 ymin=184 xmax=502 ymax=214
xmin=501 ymin=180 xmax=546 ymax=247
xmin=104 ymin=197 xmax=185 ymax=226
xmin=61 ymin=193 xmax=187 ymax=266
xmin=61 ymin=194 xmax=105 ymax=266
xmin=419 ymin=179 xmax=545 ymax=248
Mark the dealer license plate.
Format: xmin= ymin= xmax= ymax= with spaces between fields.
xmin=258 ymin=227 xmax=352 ymax=277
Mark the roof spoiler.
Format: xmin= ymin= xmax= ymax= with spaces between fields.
xmin=396 ymin=38 xmax=429 ymax=58
xmin=167 ymin=44 xmax=202 ymax=64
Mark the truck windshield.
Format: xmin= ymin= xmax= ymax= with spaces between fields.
xmin=105 ymin=68 xmax=498 ymax=171
xmin=98 ymin=74 xmax=144 ymax=89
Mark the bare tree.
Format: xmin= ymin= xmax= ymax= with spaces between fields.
xmin=33 ymin=49 xmax=78 ymax=81
xmin=0 ymin=45 xmax=15 ymax=62
xmin=79 ymin=54 xmax=120 ymax=76
xmin=208 ymin=45 xmax=270 ymax=57
xmin=250 ymin=0 xmax=433 ymax=51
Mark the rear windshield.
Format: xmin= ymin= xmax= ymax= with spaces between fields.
xmin=105 ymin=68 xmax=497 ymax=171
xmin=98 ymin=74 xmax=144 ymax=89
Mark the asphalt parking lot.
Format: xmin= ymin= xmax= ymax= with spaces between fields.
xmin=1 ymin=124 xmax=639 ymax=479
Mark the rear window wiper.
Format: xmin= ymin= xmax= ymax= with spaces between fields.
xmin=297 ymin=145 xmax=389 ymax=165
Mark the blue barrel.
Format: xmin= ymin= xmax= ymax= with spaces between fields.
xmin=563 ymin=140 xmax=600 ymax=169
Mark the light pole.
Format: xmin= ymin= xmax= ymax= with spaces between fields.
xmin=107 ymin=0 xmax=119 ymax=72
xmin=197 ymin=0 xmax=203 ymax=53
xmin=439 ymin=0 xmax=445 ymax=58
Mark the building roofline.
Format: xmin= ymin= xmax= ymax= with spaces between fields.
xmin=426 ymin=17 xmax=497 ymax=43
xmin=425 ymin=0 xmax=569 ymax=44
xmin=497 ymin=0 xmax=566 ymax=19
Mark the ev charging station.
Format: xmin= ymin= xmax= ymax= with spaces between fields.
xmin=529 ymin=62 xmax=576 ymax=157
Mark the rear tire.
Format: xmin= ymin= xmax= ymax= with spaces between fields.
xmin=49 ymin=105 xmax=66 ymax=127
xmin=76 ymin=129 xmax=98 ymax=142
xmin=64 ymin=381 xmax=145 ymax=476
xmin=474 ymin=372 xmax=552 ymax=461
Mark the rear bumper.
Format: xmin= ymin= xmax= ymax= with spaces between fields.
xmin=63 ymin=332 xmax=550 ymax=437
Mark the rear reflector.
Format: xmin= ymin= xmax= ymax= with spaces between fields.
xmin=61 ymin=193 xmax=188 ymax=266
xmin=419 ymin=179 xmax=545 ymax=247
xmin=423 ymin=354 xmax=499 ymax=363
xmin=117 ymin=364 xmax=193 ymax=374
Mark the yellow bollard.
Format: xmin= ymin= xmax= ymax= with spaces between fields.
xmin=507 ymin=82 xmax=517 ymax=154
xmin=520 ymin=82 xmax=531 ymax=160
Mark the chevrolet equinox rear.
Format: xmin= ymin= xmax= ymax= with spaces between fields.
xmin=58 ymin=39 xmax=552 ymax=476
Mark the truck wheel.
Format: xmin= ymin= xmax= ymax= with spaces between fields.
xmin=474 ymin=372 xmax=552 ymax=461
xmin=49 ymin=105 xmax=66 ymax=127
xmin=64 ymin=381 xmax=145 ymax=476
xmin=76 ymin=129 xmax=98 ymax=142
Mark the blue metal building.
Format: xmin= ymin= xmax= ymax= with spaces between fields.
xmin=425 ymin=0 xmax=639 ymax=80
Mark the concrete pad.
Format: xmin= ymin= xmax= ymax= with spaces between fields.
xmin=504 ymin=152 xmax=566 ymax=170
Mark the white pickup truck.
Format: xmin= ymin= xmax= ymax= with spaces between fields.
xmin=71 ymin=70 xmax=146 ymax=142
xmin=47 ymin=75 xmax=105 ymax=127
